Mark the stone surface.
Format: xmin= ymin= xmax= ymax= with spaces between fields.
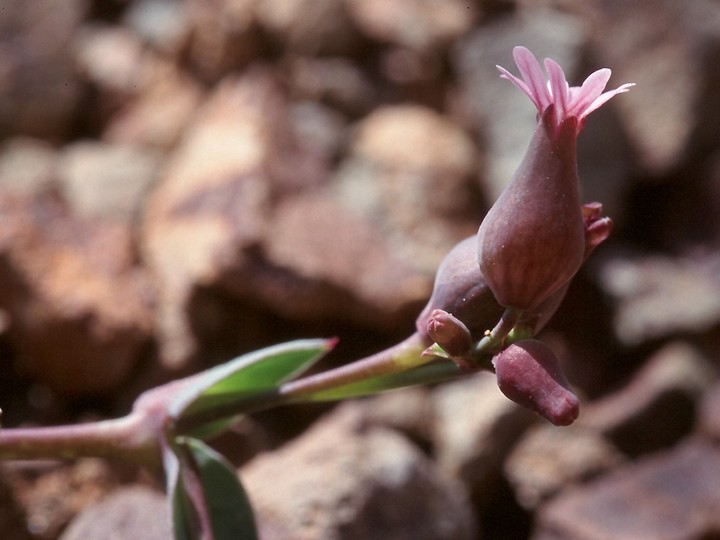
xmin=0 ymin=138 xmax=58 ymax=195
xmin=335 ymin=104 xmax=483 ymax=274
xmin=2 ymin=459 xmax=126 ymax=539
xmin=431 ymin=372 xmax=536 ymax=499
xmin=697 ymin=381 xmax=720 ymax=441
xmin=534 ymin=438 xmax=720 ymax=540
xmin=591 ymin=0 xmax=720 ymax=175
xmin=580 ymin=341 xmax=715 ymax=455
xmin=241 ymin=404 xmax=476 ymax=540
xmin=0 ymin=0 xmax=87 ymax=139
xmin=0 ymin=192 xmax=154 ymax=395
xmin=505 ymin=424 xmax=624 ymax=509
xmin=58 ymin=142 xmax=163 ymax=221
xmin=60 ymin=486 xmax=169 ymax=540
xmin=346 ymin=0 xmax=479 ymax=51
xmin=597 ymin=253 xmax=720 ymax=345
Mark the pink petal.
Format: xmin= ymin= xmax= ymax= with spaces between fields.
xmin=581 ymin=83 xmax=635 ymax=119
xmin=566 ymin=68 xmax=611 ymax=118
xmin=512 ymin=46 xmax=551 ymax=112
xmin=497 ymin=65 xmax=537 ymax=107
xmin=544 ymin=58 xmax=569 ymax=119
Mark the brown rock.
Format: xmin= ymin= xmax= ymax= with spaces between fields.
xmin=241 ymin=403 xmax=476 ymax=540
xmin=256 ymin=0 xmax=361 ymax=54
xmin=590 ymin=0 xmax=720 ymax=174
xmin=346 ymin=0 xmax=479 ymax=51
xmin=0 ymin=0 xmax=86 ymax=139
xmin=2 ymin=459 xmax=126 ymax=539
xmin=534 ymin=438 xmax=720 ymax=540
xmin=0 ymin=192 xmax=154 ymax=395
xmin=505 ymin=424 xmax=624 ymax=509
xmin=0 ymin=138 xmax=58 ymax=196
xmin=597 ymin=253 xmax=720 ymax=345
xmin=58 ymin=142 xmax=163 ymax=221
xmin=335 ymin=104 xmax=483 ymax=274
xmin=184 ymin=0 xmax=265 ymax=83
xmin=431 ymin=373 xmax=535 ymax=500
xmin=142 ymin=69 xmax=345 ymax=367
xmin=697 ymin=381 xmax=720 ymax=441
xmin=580 ymin=342 xmax=715 ymax=455
xmin=60 ymin=486 xmax=169 ymax=540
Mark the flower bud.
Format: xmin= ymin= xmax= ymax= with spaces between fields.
xmin=478 ymin=47 xmax=632 ymax=311
xmin=416 ymin=237 xmax=504 ymax=342
xmin=425 ymin=309 xmax=473 ymax=360
xmin=492 ymin=339 xmax=579 ymax=426
xmin=477 ymin=106 xmax=585 ymax=311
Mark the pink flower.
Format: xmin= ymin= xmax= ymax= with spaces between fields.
xmin=497 ymin=46 xmax=634 ymax=132
xmin=476 ymin=47 xmax=632 ymax=311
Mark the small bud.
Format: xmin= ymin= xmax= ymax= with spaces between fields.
xmin=426 ymin=309 xmax=473 ymax=360
xmin=492 ymin=339 xmax=579 ymax=426
xmin=416 ymin=236 xmax=504 ymax=342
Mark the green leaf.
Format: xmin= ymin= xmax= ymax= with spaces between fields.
xmin=163 ymin=439 xmax=200 ymax=540
xmin=169 ymin=339 xmax=334 ymax=433
xmin=178 ymin=437 xmax=258 ymax=540
xmin=303 ymin=361 xmax=463 ymax=401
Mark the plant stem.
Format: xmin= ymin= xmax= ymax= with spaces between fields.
xmin=278 ymin=333 xmax=428 ymax=400
xmin=0 ymin=412 xmax=161 ymax=470
xmin=174 ymin=333 xmax=430 ymax=433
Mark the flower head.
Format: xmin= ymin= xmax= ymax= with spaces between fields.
xmin=497 ymin=46 xmax=634 ymax=132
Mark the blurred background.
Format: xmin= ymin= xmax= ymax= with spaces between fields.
xmin=2 ymin=0 xmax=720 ymax=538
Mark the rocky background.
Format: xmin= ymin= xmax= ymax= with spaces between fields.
xmin=2 ymin=0 xmax=720 ymax=538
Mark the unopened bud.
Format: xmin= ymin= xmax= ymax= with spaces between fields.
xmin=426 ymin=309 xmax=473 ymax=359
xmin=492 ymin=339 xmax=579 ymax=426
xmin=416 ymin=236 xmax=504 ymax=342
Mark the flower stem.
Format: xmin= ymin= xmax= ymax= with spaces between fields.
xmin=173 ymin=334 xmax=430 ymax=433
xmin=0 ymin=412 xmax=162 ymax=470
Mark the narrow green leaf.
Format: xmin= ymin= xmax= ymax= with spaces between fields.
xmin=163 ymin=439 xmax=199 ymax=540
xmin=178 ymin=437 xmax=258 ymax=540
xmin=169 ymin=339 xmax=334 ymax=429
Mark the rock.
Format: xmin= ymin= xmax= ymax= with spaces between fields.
xmin=123 ymin=0 xmax=191 ymax=55
xmin=0 ymin=192 xmax=154 ymax=395
xmin=597 ymin=252 xmax=720 ymax=345
xmin=102 ymin=64 xmax=203 ymax=150
xmin=505 ymin=424 xmax=624 ymax=509
xmin=0 ymin=138 xmax=58 ymax=195
xmin=346 ymin=0 xmax=479 ymax=51
xmin=534 ymin=438 xmax=720 ymax=540
xmin=431 ymin=372 xmax=535 ymax=500
xmin=590 ymin=0 xmax=720 ymax=175
xmin=184 ymin=0 xmax=265 ymax=83
xmin=697 ymin=381 xmax=720 ymax=441
xmin=354 ymin=386 xmax=433 ymax=444
xmin=580 ymin=342 xmax=715 ymax=456
xmin=260 ymin=191 xmax=430 ymax=323
xmin=0 ymin=471 xmax=30 ymax=540
xmin=57 ymin=142 xmax=163 ymax=221
xmin=2 ymin=459 xmax=126 ymax=539
xmin=142 ymin=71 xmax=338 ymax=367
xmin=75 ymin=24 xmax=204 ymax=148
xmin=256 ymin=0 xmax=360 ymax=55
xmin=241 ymin=403 xmax=476 ymax=540
xmin=287 ymin=56 xmax=376 ymax=116
xmin=0 ymin=0 xmax=87 ymax=139
xmin=60 ymin=486 xmax=169 ymax=540
xmin=335 ymin=104 xmax=483 ymax=274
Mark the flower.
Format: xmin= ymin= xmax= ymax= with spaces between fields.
xmin=476 ymin=47 xmax=633 ymax=311
xmin=493 ymin=339 xmax=579 ymax=426
xmin=496 ymin=46 xmax=634 ymax=133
